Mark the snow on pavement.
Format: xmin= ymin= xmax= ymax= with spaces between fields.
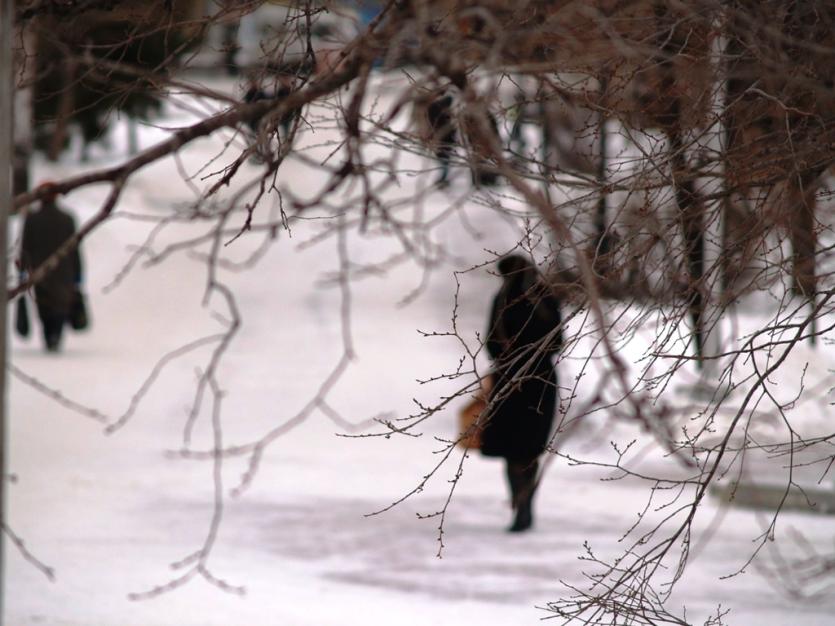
xmin=7 ymin=73 xmax=835 ymax=625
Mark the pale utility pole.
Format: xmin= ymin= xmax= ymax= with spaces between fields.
xmin=0 ymin=0 xmax=12 ymax=622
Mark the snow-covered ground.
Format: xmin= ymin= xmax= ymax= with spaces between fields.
xmin=7 ymin=73 xmax=835 ymax=625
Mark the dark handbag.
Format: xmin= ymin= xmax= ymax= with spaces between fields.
xmin=69 ymin=289 xmax=89 ymax=331
xmin=15 ymin=295 xmax=30 ymax=338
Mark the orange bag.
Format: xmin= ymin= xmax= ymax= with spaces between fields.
xmin=457 ymin=374 xmax=493 ymax=449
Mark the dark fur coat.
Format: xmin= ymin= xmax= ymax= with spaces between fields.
xmin=480 ymin=260 xmax=562 ymax=461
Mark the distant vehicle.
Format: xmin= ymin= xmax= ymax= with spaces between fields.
xmin=236 ymin=1 xmax=360 ymax=75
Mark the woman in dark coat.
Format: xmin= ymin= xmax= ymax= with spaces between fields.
xmin=481 ymin=255 xmax=563 ymax=532
xmin=21 ymin=185 xmax=83 ymax=352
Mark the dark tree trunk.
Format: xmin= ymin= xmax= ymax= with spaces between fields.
xmin=721 ymin=28 xmax=749 ymax=295
xmin=593 ymin=74 xmax=610 ymax=276
xmin=48 ymin=57 xmax=76 ymax=162
xmin=668 ymin=123 xmax=706 ymax=365
xmin=787 ymin=169 xmax=820 ymax=299
xmin=654 ymin=1 xmax=706 ymax=366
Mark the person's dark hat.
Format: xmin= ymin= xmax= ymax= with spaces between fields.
xmin=37 ymin=181 xmax=59 ymax=201
xmin=497 ymin=254 xmax=533 ymax=277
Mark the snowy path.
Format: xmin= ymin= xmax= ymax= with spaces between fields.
xmin=7 ymin=75 xmax=835 ymax=625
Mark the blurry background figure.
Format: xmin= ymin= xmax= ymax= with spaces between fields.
xmin=538 ymin=84 xmax=599 ymax=177
xmin=507 ymin=88 xmax=530 ymax=160
xmin=243 ymin=77 xmax=269 ymax=121
xmin=426 ymin=89 xmax=457 ymax=187
xmin=20 ymin=183 xmax=85 ymax=352
xmin=273 ymin=73 xmax=300 ymax=140
xmin=461 ymin=108 xmax=501 ymax=188
xmin=481 ymin=255 xmax=563 ymax=532
xmin=243 ymin=73 xmax=301 ymax=162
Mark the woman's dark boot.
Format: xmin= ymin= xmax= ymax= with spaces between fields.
xmin=508 ymin=500 xmax=533 ymax=532
xmin=506 ymin=460 xmax=538 ymax=532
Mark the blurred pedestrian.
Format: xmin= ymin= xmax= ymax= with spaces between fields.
xmin=426 ymin=89 xmax=457 ymax=187
xmin=20 ymin=183 xmax=84 ymax=352
xmin=462 ymin=108 xmax=501 ymax=187
xmin=481 ymin=254 xmax=563 ymax=532
xmin=243 ymin=77 xmax=270 ymax=160
xmin=243 ymin=74 xmax=301 ymax=161
xmin=273 ymin=74 xmax=300 ymax=140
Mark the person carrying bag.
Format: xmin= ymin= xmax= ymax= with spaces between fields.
xmin=479 ymin=254 xmax=563 ymax=532
xmin=20 ymin=182 xmax=88 ymax=352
